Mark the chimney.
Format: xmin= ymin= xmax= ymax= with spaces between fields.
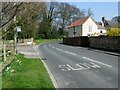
xmin=101 ymin=21 xmax=104 ymax=27
xmin=102 ymin=17 xmax=105 ymax=27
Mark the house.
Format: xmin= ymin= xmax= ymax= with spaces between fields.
xmin=96 ymin=16 xmax=120 ymax=35
xmin=99 ymin=16 xmax=120 ymax=28
xmin=67 ymin=16 xmax=98 ymax=37
xmin=104 ymin=20 xmax=119 ymax=28
xmin=96 ymin=24 xmax=106 ymax=36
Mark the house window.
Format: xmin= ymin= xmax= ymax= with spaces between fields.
xmin=89 ymin=25 xmax=92 ymax=32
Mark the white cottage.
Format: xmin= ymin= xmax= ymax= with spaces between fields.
xmin=67 ymin=16 xmax=98 ymax=37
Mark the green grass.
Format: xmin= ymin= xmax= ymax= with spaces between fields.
xmin=35 ymin=39 xmax=62 ymax=45
xmin=2 ymin=54 xmax=54 ymax=88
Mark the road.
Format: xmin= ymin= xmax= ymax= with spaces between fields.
xmin=38 ymin=42 xmax=119 ymax=88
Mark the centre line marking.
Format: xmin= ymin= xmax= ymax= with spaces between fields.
xmin=56 ymin=48 xmax=63 ymax=51
xmin=64 ymin=51 xmax=77 ymax=56
xmin=52 ymin=46 xmax=55 ymax=48
xmin=82 ymin=57 xmax=112 ymax=67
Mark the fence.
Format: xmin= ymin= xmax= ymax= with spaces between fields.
xmin=0 ymin=38 xmax=34 ymax=72
xmin=18 ymin=38 xmax=34 ymax=45
xmin=63 ymin=36 xmax=120 ymax=52
xmin=0 ymin=40 xmax=15 ymax=73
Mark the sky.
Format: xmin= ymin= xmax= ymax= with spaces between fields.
xmin=68 ymin=2 xmax=118 ymax=22
xmin=0 ymin=1 xmax=118 ymax=22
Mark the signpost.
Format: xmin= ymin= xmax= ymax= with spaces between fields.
xmin=16 ymin=26 xmax=21 ymax=32
xmin=14 ymin=26 xmax=21 ymax=55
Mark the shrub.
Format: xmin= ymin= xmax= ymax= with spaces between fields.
xmin=106 ymin=27 xmax=120 ymax=36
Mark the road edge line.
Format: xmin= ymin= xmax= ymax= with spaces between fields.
xmin=34 ymin=44 xmax=59 ymax=88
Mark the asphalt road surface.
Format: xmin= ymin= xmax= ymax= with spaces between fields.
xmin=38 ymin=42 xmax=119 ymax=88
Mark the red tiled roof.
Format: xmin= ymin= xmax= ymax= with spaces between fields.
xmin=67 ymin=16 xmax=89 ymax=28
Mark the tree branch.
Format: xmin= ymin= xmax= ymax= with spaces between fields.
xmin=0 ymin=3 xmax=23 ymax=28
xmin=1 ymin=3 xmax=10 ymax=12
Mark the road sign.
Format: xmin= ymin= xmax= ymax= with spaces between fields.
xmin=16 ymin=26 xmax=21 ymax=32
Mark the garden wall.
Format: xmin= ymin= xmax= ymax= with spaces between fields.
xmin=63 ymin=36 xmax=120 ymax=52
xmin=63 ymin=37 xmax=90 ymax=47
xmin=89 ymin=36 xmax=120 ymax=52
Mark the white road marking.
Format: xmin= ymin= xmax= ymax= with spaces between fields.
xmin=59 ymin=65 xmax=71 ymax=71
xmin=52 ymin=46 xmax=55 ymax=48
xmin=84 ymin=62 xmax=101 ymax=68
xmin=64 ymin=51 xmax=77 ymax=56
xmin=76 ymin=63 xmax=90 ymax=69
xmin=50 ymin=45 xmax=112 ymax=68
xmin=50 ymin=45 xmax=77 ymax=55
xmin=50 ymin=44 xmax=62 ymax=51
xmin=59 ymin=62 xmax=101 ymax=71
xmin=56 ymin=48 xmax=63 ymax=51
xmin=66 ymin=64 xmax=82 ymax=71
xmin=49 ymin=44 xmax=55 ymax=49
xmin=83 ymin=57 xmax=112 ymax=67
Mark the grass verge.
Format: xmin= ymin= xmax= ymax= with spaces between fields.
xmin=35 ymin=39 xmax=62 ymax=45
xmin=2 ymin=54 xmax=54 ymax=88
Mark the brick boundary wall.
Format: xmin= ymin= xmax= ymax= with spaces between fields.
xmin=89 ymin=36 xmax=120 ymax=52
xmin=63 ymin=37 xmax=90 ymax=47
xmin=63 ymin=36 xmax=120 ymax=52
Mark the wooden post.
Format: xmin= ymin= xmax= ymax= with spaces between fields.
xmin=3 ymin=43 xmax=6 ymax=62
xmin=14 ymin=3 xmax=17 ymax=55
xmin=14 ymin=33 xmax=17 ymax=55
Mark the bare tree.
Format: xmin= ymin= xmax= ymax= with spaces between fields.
xmin=0 ymin=2 xmax=23 ymax=28
xmin=86 ymin=8 xmax=94 ymax=17
xmin=53 ymin=2 xmax=86 ymax=30
xmin=1 ymin=2 xmax=42 ymax=39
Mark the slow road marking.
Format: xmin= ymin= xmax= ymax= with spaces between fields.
xmin=59 ymin=62 xmax=101 ymax=71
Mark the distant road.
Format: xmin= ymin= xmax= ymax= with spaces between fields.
xmin=38 ymin=42 xmax=118 ymax=88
